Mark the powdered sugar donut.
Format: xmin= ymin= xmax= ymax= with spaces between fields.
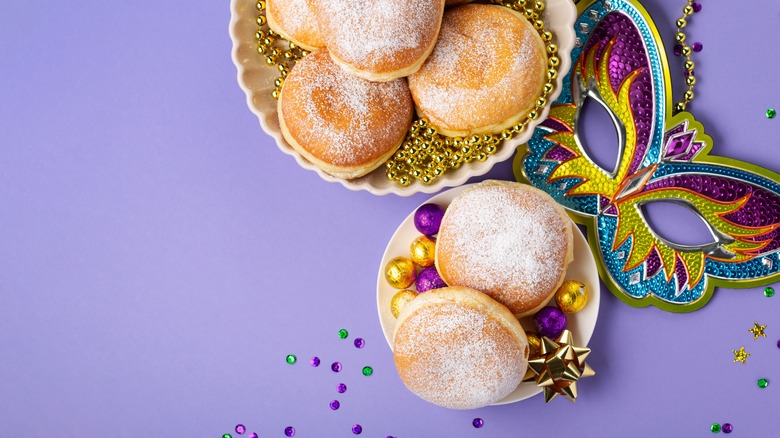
xmin=312 ymin=0 xmax=445 ymax=82
xmin=278 ymin=49 xmax=413 ymax=179
xmin=435 ymin=181 xmax=573 ymax=317
xmin=393 ymin=286 xmax=529 ymax=409
xmin=266 ymin=0 xmax=325 ymax=51
xmin=408 ymin=4 xmax=547 ymax=136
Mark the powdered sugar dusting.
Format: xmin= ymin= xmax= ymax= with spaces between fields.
xmin=409 ymin=5 xmax=546 ymax=131
xmin=316 ymin=0 xmax=443 ymax=72
xmin=268 ymin=0 xmax=321 ymax=45
xmin=281 ymin=50 xmax=412 ymax=166
xmin=394 ymin=298 xmax=526 ymax=409
xmin=437 ymin=183 xmax=569 ymax=314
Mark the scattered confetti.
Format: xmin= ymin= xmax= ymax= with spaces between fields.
xmin=286 ymin=355 xmax=297 ymax=365
xmin=310 ymin=356 xmax=321 ymax=367
xmin=722 ymin=423 xmax=733 ymax=434
xmin=337 ymin=383 xmax=347 ymax=393
xmin=339 ymin=329 xmax=349 ymax=339
xmin=767 ymin=108 xmax=777 ymax=119
xmin=362 ymin=366 xmax=373 ymax=376
xmin=249 ymin=434 xmax=258 ymax=438
xmin=284 ymin=426 xmax=296 ymax=437
xmin=733 ymin=346 xmax=750 ymax=364
xmin=777 ymin=339 xmax=780 ymax=349
xmin=331 ymin=362 xmax=342 ymax=372
xmin=473 ymin=418 xmax=484 ymax=429
xmin=352 ymin=424 xmax=363 ymax=435
xmin=692 ymin=42 xmax=702 ymax=52
xmin=711 ymin=423 xmax=721 ymax=433
xmin=765 ymin=287 xmax=775 ymax=297
xmin=749 ymin=322 xmax=767 ymax=340
xmin=692 ymin=2 xmax=702 ymax=12
xmin=354 ymin=338 xmax=365 ymax=349
xmin=757 ymin=378 xmax=769 ymax=388
xmin=222 ymin=434 xmax=232 ymax=438
xmin=330 ymin=400 xmax=340 ymax=410
xmin=235 ymin=424 xmax=246 ymax=435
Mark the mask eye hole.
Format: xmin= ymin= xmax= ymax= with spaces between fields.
xmin=576 ymin=96 xmax=621 ymax=176
xmin=641 ymin=201 xmax=716 ymax=247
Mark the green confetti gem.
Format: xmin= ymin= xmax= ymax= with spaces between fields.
xmin=758 ymin=378 xmax=769 ymax=388
xmin=765 ymin=287 xmax=775 ymax=297
xmin=223 ymin=435 xmax=232 ymax=438
xmin=767 ymin=108 xmax=777 ymax=119
xmin=338 ymin=329 xmax=349 ymax=339
xmin=286 ymin=354 xmax=297 ymax=364
xmin=711 ymin=423 xmax=721 ymax=433
xmin=362 ymin=366 xmax=373 ymax=376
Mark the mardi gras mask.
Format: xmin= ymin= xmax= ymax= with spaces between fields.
xmin=514 ymin=0 xmax=780 ymax=312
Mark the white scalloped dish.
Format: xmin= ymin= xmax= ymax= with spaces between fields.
xmin=229 ymin=0 xmax=577 ymax=196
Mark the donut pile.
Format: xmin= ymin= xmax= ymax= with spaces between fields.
xmin=266 ymin=0 xmax=549 ymax=179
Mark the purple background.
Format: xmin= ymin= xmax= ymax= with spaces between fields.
xmin=1 ymin=1 xmax=778 ymax=436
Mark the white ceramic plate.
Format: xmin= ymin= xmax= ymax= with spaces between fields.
xmin=229 ymin=0 xmax=577 ymax=196
xmin=376 ymin=184 xmax=600 ymax=404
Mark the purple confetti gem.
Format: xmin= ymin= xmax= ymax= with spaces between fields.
xmin=473 ymin=418 xmax=484 ymax=428
xmin=249 ymin=434 xmax=258 ymax=438
xmin=330 ymin=400 xmax=340 ymax=410
xmin=722 ymin=423 xmax=733 ymax=433
xmin=354 ymin=338 xmax=365 ymax=348
xmin=673 ymin=44 xmax=682 ymax=56
xmin=534 ymin=306 xmax=568 ymax=339
xmin=692 ymin=2 xmax=702 ymax=13
xmin=692 ymin=42 xmax=702 ymax=52
xmin=284 ymin=426 xmax=296 ymax=437
xmin=337 ymin=383 xmax=347 ymax=393
xmin=331 ymin=362 xmax=342 ymax=372
xmin=235 ymin=424 xmax=246 ymax=435
xmin=777 ymin=339 xmax=780 ymax=349
xmin=352 ymin=424 xmax=363 ymax=435
xmin=310 ymin=356 xmax=320 ymax=367
xmin=415 ymin=266 xmax=447 ymax=292
xmin=414 ymin=204 xmax=445 ymax=236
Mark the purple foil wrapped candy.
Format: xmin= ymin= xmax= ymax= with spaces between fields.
xmin=415 ymin=266 xmax=447 ymax=292
xmin=534 ymin=306 xmax=568 ymax=339
xmin=414 ymin=204 xmax=445 ymax=236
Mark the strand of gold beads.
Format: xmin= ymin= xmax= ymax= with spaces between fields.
xmin=672 ymin=0 xmax=697 ymax=114
xmin=254 ymin=1 xmax=308 ymax=100
xmin=385 ymin=0 xmax=559 ymax=186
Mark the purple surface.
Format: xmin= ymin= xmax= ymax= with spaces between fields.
xmin=0 ymin=1 xmax=779 ymax=436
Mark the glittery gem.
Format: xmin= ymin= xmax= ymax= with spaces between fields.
xmin=284 ymin=426 xmax=296 ymax=437
xmin=692 ymin=2 xmax=702 ymax=13
xmin=331 ymin=362 xmax=342 ymax=372
xmin=338 ymin=329 xmax=349 ymax=339
xmin=574 ymin=37 xmax=582 ymax=48
xmin=722 ymin=424 xmax=733 ymax=434
xmin=330 ymin=400 xmax=340 ymax=410
xmin=535 ymin=164 xmax=549 ymax=175
xmin=603 ymin=0 xmax=612 ymax=9
xmin=733 ymin=346 xmax=750 ymax=364
xmin=223 ymin=435 xmax=232 ymax=438
xmin=286 ymin=355 xmax=297 ymax=365
xmin=762 ymin=257 xmax=774 ymax=270
xmin=765 ymin=287 xmax=775 ymax=297
xmin=310 ymin=356 xmax=320 ymax=367
xmin=629 ymin=271 xmax=641 ymax=285
xmin=758 ymin=378 xmax=769 ymax=388
xmin=749 ymin=322 xmax=767 ymax=339
xmin=711 ymin=423 xmax=721 ymax=433
xmin=337 ymin=383 xmax=347 ymax=393
xmin=472 ymin=418 xmax=484 ymax=428
xmin=589 ymin=10 xmax=599 ymax=20
xmin=249 ymin=434 xmax=259 ymax=438
xmin=692 ymin=42 xmax=703 ymax=53
xmin=235 ymin=424 xmax=246 ymax=434
xmin=768 ymin=108 xmax=777 ymax=119
xmin=579 ymin=23 xmax=590 ymax=33
xmin=362 ymin=366 xmax=373 ymax=376
xmin=352 ymin=424 xmax=362 ymax=435
xmin=354 ymin=338 xmax=365 ymax=349
xmin=617 ymin=251 xmax=625 ymax=259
